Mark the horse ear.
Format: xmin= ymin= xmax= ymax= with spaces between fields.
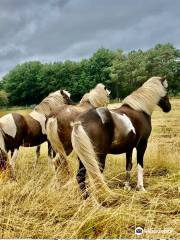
xmin=161 ymin=76 xmax=167 ymax=81
xmin=60 ymin=89 xmax=64 ymax=94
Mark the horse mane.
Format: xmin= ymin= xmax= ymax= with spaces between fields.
xmin=34 ymin=90 xmax=68 ymax=116
xmin=122 ymin=77 xmax=167 ymax=115
xmin=80 ymin=83 xmax=109 ymax=107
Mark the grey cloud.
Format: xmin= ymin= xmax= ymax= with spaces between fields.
xmin=0 ymin=0 xmax=180 ymax=77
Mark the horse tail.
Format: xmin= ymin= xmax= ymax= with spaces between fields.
xmin=46 ymin=117 xmax=66 ymax=158
xmin=71 ymin=121 xmax=112 ymax=196
xmin=46 ymin=117 xmax=71 ymax=176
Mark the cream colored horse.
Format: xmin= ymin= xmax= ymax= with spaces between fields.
xmin=0 ymin=89 xmax=72 ymax=179
xmin=46 ymin=83 xmax=110 ymax=174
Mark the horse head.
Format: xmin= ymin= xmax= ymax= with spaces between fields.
xmin=157 ymin=77 xmax=171 ymax=112
xmin=60 ymin=90 xmax=73 ymax=105
xmin=96 ymin=83 xmax=111 ymax=96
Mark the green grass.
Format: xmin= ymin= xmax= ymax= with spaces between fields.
xmin=0 ymin=99 xmax=179 ymax=238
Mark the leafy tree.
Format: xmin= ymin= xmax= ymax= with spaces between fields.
xmin=1 ymin=44 xmax=179 ymax=106
xmin=3 ymin=61 xmax=42 ymax=105
xmin=0 ymin=90 xmax=9 ymax=107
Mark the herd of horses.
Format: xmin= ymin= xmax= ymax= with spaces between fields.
xmin=0 ymin=76 xmax=171 ymax=201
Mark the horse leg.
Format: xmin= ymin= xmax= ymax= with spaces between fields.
xmin=47 ymin=141 xmax=56 ymax=165
xmin=124 ymin=149 xmax=133 ymax=190
xmin=9 ymin=148 xmax=19 ymax=180
xmin=76 ymin=160 xmax=89 ymax=199
xmin=11 ymin=150 xmax=14 ymax=157
xmin=98 ymin=154 xmax=106 ymax=173
xmin=77 ymin=154 xmax=106 ymax=199
xmin=34 ymin=145 xmax=41 ymax=166
xmin=136 ymin=139 xmax=147 ymax=191
xmin=0 ymin=149 xmax=8 ymax=170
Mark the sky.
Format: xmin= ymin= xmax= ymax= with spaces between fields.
xmin=0 ymin=0 xmax=180 ymax=78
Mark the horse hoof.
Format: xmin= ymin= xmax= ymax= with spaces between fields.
xmin=10 ymin=176 xmax=16 ymax=182
xmin=10 ymin=171 xmax=16 ymax=181
xmin=124 ymin=182 xmax=131 ymax=191
xmin=82 ymin=191 xmax=89 ymax=200
xmin=124 ymin=185 xmax=131 ymax=191
xmin=136 ymin=186 xmax=146 ymax=192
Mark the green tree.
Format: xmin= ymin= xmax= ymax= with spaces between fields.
xmin=1 ymin=44 xmax=179 ymax=106
xmin=0 ymin=90 xmax=9 ymax=107
xmin=3 ymin=61 xmax=42 ymax=105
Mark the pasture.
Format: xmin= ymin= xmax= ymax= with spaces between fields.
xmin=0 ymin=99 xmax=179 ymax=238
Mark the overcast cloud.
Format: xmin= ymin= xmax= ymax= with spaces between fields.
xmin=0 ymin=0 xmax=180 ymax=78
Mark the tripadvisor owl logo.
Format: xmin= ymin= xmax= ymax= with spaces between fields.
xmin=135 ymin=226 xmax=144 ymax=235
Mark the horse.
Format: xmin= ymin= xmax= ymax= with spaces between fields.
xmin=0 ymin=89 xmax=72 ymax=179
xmin=46 ymin=83 xmax=110 ymax=173
xmin=71 ymin=76 xmax=171 ymax=198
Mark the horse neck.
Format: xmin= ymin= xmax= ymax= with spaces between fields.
xmin=122 ymin=87 xmax=162 ymax=116
xmin=34 ymin=104 xmax=50 ymax=117
xmin=35 ymin=95 xmax=65 ymax=117
xmin=118 ymin=104 xmax=152 ymax=121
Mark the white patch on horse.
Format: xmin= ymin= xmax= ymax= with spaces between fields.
xmin=123 ymin=114 xmax=136 ymax=134
xmin=111 ymin=111 xmax=136 ymax=134
xmin=137 ymin=163 xmax=144 ymax=188
xmin=29 ymin=111 xmax=46 ymax=134
xmin=0 ymin=114 xmax=17 ymax=138
xmin=63 ymin=90 xmax=71 ymax=98
xmin=96 ymin=107 xmax=108 ymax=124
xmin=163 ymin=79 xmax=168 ymax=88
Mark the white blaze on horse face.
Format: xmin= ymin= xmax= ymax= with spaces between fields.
xmin=29 ymin=111 xmax=46 ymax=134
xmin=63 ymin=90 xmax=71 ymax=98
xmin=96 ymin=107 xmax=109 ymax=124
xmin=162 ymin=79 xmax=168 ymax=89
xmin=106 ymin=89 xmax=111 ymax=95
xmin=0 ymin=114 xmax=17 ymax=138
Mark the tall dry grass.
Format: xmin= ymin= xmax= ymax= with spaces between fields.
xmin=0 ymin=99 xmax=179 ymax=238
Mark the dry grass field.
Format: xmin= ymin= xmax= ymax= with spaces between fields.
xmin=0 ymin=99 xmax=179 ymax=238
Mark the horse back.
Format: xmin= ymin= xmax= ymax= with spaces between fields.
xmin=79 ymin=107 xmax=114 ymax=154
xmin=23 ymin=114 xmax=47 ymax=146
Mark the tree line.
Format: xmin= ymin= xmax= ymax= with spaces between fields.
xmin=0 ymin=43 xmax=179 ymax=107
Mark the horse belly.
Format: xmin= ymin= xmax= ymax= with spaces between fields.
xmin=110 ymin=135 xmax=129 ymax=154
xmin=23 ymin=118 xmax=47 ymax=147
xmin=23 ymin=134 xmax=47 ymax=147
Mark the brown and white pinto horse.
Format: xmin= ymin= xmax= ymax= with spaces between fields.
xmin=71 ymin=77 xmax=171 ymax=198
xmin=46 ymin=83 xmax=110 ymax=172
xmin=0 ymin=89 xmax=72 ymax=179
